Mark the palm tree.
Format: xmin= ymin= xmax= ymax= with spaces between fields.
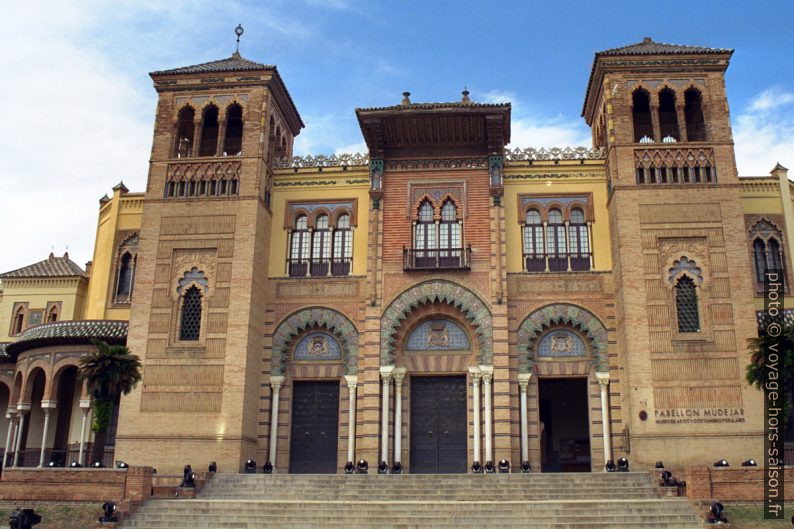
xmin=78 ymin=339 xmax=142 ymax=465
xmin=746 ymin=319 xmax=794 ymax=427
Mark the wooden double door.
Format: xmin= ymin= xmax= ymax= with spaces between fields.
xmin=410 ymin=376 xmax=467 ymax=473
xmin=289 ymin=381 xmax=339 ymax=473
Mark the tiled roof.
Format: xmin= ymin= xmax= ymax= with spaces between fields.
xmin=0 ymin=252 xmax=86 ymax=279
xmin=596 ymin=37 xmax=733 ymax=57
xmin=151 ymin=53 xmax=274 ymax=76
xmin=357 ymin=101 xmax=510 ymax=113
xmin=5 ymin=320 xmax=128 ymax=358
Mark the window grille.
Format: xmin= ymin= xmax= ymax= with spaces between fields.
xmin=179 ymin=286 xmax=202 ymax=341
xmin=675 ymin=276 xmax=700 ymax=333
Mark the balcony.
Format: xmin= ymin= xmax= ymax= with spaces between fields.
xmin=403 ymin=247 xmax=471 ymax=271
xmin=287 ymin=258 xmax=351 ymax=278
xmin=686 ymin=123 xmax=707 ymax=141
xmin=523 ymin=252 xmax=592 ymax=272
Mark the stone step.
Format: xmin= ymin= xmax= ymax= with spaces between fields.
xmin=121 ymin=473 xmax=704 ymax=529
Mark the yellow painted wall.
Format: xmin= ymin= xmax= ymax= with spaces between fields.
xmin=84 ymin=189 xmax=143 ymax=321
xmin=0 ymin=277 xmax=87 ymax=341
xmin=503 ymin=162 xmax=612 ymax=273
xmin=268 ymin=168 xmax=370 ymax=277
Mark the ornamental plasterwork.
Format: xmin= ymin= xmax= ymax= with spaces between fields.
xmin=657 ymin=238 xmax=709 ymax=282
xmin=634 ymin=148 xmax=715 ymax=169
xmin=273 ymin=146 xmax=605 ymax=169
xmin=271 ymin=307 xmax=358 ymax=376
xmin=380 ymin=280 xmax=493 ymax=366
xmin=516 ymin=304 xmax=608 ymax=372
xmin=167 ymin=160 xmax=241 ymax=182
xmin=171 ymin=249 xmax=217 ymax=299
xmin=504 ymin=146 xmax=605 ymax=161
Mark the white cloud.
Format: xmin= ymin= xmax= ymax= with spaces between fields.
xmin=0 ymin=3 xmax=153 ymax=274
xmin=482 ymin=90 xmax=591 ymax=149
xmin=734 ymin=87 xmax=794 ymax=176
xmin=748 ymin=87 xmax=794 ymax=112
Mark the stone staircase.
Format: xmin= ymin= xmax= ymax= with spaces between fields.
xmin=122 ymin=472 xmax=705 ymax=528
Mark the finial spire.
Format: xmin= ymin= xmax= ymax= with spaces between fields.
xmin=402 ymin=91 xmax=411 ymax=105
xmin=461 ymin=86 xmax=470 ymax=104
xmin=234 ymin=24 xmax=244 ymax=56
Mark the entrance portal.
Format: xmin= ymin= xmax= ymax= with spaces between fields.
xmin=289 ymin=381 xmax=339 ymax=473
xmin=410 ymin=376 xmax=467 ymax=474
xmin=538 ymin=378 xmax=590 ymax=472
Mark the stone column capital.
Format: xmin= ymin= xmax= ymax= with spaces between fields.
xmin=79 ymin=399 xmax=92 ymax=410
xmin=344 ymin=375 xmax=358 ymax=389
xmin=595 ymin=371 xmax=610 ymax=387
xmin=270 ymin=375 xmax=285 ymax=390
xmin=16 ymin=402 xmax=31 ymax=413
xmin=41 ymin=400 xmax=57 ymax=410
xmin=379 ymin=365 xmax=394 ymax=382
xmin=479 ymin=365 xmax=493 ymax=384
xmin=517 ymin=373 xmax=532 ymax=391
xmin=392 ymin=367 xmax=407 ymax=385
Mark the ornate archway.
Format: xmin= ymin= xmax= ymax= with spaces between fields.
xmin=271 ymin=307 xmax=358 ymax=376
xmin=380 ymin=280 xmax=493 ymax=366
xmin=517 ymin=304 xmax=608 ymax=372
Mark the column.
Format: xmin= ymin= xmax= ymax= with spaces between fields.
xmin=268 ymin=376 xmax=285 ymax=470
xmin=650 ymin=103 xmax=661 ymax=142
xmin=216 ymin=119 xmax=228 ymax=156
xmin=78 ymin=399 xmax=91 ymax=465
xmin=595 ymin=372 xmax=612 ymax=466
xmin=13 ymin=403 xmax=30 ymax=467
xmin=468 ymin=366 xmax=482 ymax=465
xmin=4 ymin=410 xmax=16 ymax=467
xmin=392 ymin=369 xmax=406 ymax=464
xmin=675 ymin=104 xmax=688 ymax=142
xmin=38 ymin=400 xmax=57 ymax=467
xmin=191 ymin=121 xmax=201 ymax=157
xmin=517 ymin=373 xmax=532 ymax=464
xmin=480 ymin=365 xmax=493 ymax=463
xmin=587 ymin=221 xmax=594 ymax=270
xmin=542 ymin=221 xmax=550 ymax=271
xmin=564 ymin=220 xmax=572 ymax=271
xmin=379 ymin=366 xmax=393 ymax=464
xmin=344 ymin=375 xmax=358 ymax=463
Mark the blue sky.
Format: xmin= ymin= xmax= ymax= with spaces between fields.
xmin=1 ymin=0 xmax=794 ymax=272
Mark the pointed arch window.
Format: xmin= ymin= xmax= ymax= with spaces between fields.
xmin=568 ymin=208 xmax=591 ymax=271
xmin=332 ymin=213 xmax=352 ymax=276
xmin=223 ymin=103 xmax=243 ymax=156
xmin=658 ymin=88 xmax=680 ymax=141
xmin=632 ymin=88 xmax=654 ymax=142
xmin=684 ymin=88 xmax=707 ymax=141
xmin=413 ymin=200 xmax=437 ymax=268
xmin=116 ymin=252 xmax=134 ymax=299
xmin=289 ymin=215 xmax=310 ymax=277
xmin=47 ymin=305 xmax=59 ymax=323
xmin=546 ymin=209 xmax=567 ymax=271
xmin=12 ymin=306 xmax=26 ymax=335
xmin=198 ymin=104 xmax=219 ymax=156
xmin=750 ymin=221 xmax=787 ymax=291
xmin=311 ymin=214 xmax=331 ymax=276
xmin=523 ymin=209 xmax=545 ymax=272
xmin=675 ymin=276 xmax=700 ymax=333
xmin=179 ymin=286 xmax=203 ymax=341
xmin=439 ymin=200 xmax=462 ymax=267
xmin=173 ymin=105 xmax=195 ymax=158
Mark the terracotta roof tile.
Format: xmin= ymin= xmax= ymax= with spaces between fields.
xmin=5 ymin=320 xmax=128 ymax=358
xmin=151 ymin=53 xmax=274 ymax=76
xmin=0 ymin=253 xmax=86 ymax=279
xmin=356 ymin=101 xmax=510 ymax=113
xmin=596 ymin=37 xmax=732 ymax=57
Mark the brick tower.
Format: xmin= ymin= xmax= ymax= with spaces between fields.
xmin=583 ymin=38 xmax=763 ymax=464
xmin=114 ymin=49 xmax=303 ymax=472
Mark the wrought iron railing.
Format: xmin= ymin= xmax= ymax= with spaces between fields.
xmin=523 ymin=252 xmax=592 ymax=272
xmin=659 ymin=122 xmax=680 ymax=141
xmin=198 ymin=137 xmax=218 ymax=157
xmin=633 ymin=121 xmax=655 ymax=142
xmin=287 ymin=258 xmax=352 ymax=278
xmin=222 ymin=137 xmax=242 ymax=156
xmin=403 ymin=247 xmax=471 ymax=270
xmin=686 ymin=123 xmax=707 ymax=141
xmin=5 ymin=447 xmax=115 ymax=468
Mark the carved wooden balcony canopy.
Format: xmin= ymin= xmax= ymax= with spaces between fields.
xmin=355 ymin=99 xmax=511 ymax=158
